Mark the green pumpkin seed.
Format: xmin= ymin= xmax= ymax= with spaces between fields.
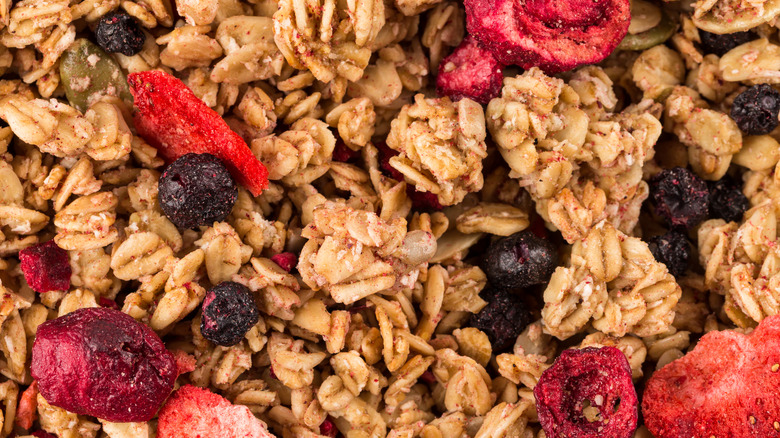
xmin=618 ymin=13 xmax=677 ymax=51
xmin=60 ymin=38 xmax=132 ymax=113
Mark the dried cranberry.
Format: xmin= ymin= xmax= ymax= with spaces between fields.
xmin=731 ymin=84 xmax=780 ymax=136
xmin=19 ymin=241 xmax=71 ymax=293
xmin=648 ymin=230 xmax=690 ymax=278
xmin=699 ymin=30 xmax=755 ymax=57
xmin=535 ymin=346 xmax=638 ymax=438
xmin=436 ymin=35 xmax=504 ymax=104
xmin=270 ymin=252 xmax=297 ymax=273
xmin=332 ymin=140 xmax=360 ymax=163
xmin=319 ymin=417 xmax=339 ymax=438
xmin=708 ymin=177 xmax=749 ymax=223
xmin=470 ymin=288 xmax=533 ymax=352
xmin=98 ymin=297 xmax=119 ymax=310
xmin=31 ymin=307 xmax=177 ymax=422
xmin=32 ymin=431 xmax=57 ymax=438
xmin=649 ymin=167 xmax=709 ymax=230
xmin=95 ymin=11 xmax=145 ymax=56
xmin=483 ymin=230 xmax=558 ymax=290
xmin=376 ymin=142 xmax=404 ymax=180
xmin=201 ymin=281 xmax=260 ymax=347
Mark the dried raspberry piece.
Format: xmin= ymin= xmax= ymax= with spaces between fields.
xmin=33 ymin=431 xmax=56 ymax=438
xmin=319 ymin=417 xmax=339 ymax=438
xmin=643 ymin=315 xmax=780 ymax=438
xmin=157 ymin=385 xmax=275 ymax=438
xmin=171 ymin=350 xmax=196 ymax=375
xmin=271 ymin=252 xmax=297 ymax=273
xmin=31 ymin=307 xmax=177 ymax=422
xmin=465 ymin=0 xmax=630 ymax=73
xmin=98 ymin=297 xmax=119 ymax=309
xmin=534 ymin=346 xmax=638 ymax=438
xmin=436 ymin=36 xmax=504 ymax=105
xmin=19 ymin=241 xmax=71 ymax=293
xmin=332 ymin=140 xmax=360 ymax=163
xmin=128 ymin=70 xmax=269 ymax=196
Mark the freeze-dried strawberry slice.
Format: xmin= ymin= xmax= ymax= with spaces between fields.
xmin=465 ymin=0 xmax=630 ymax=73
xmin=436 ymin=36 xmax=503 ymax=105
xmin=157 ymin=385 xmax=275 ymax=438
xmin=643 ymin=315 xmax=780 ymax=438
xmin=128 ymin=71 xmax=268 ymax=196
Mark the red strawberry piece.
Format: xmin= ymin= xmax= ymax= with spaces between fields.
xmin=15 ymin=381 xmax=38 ymax=430
xmin=436 ymin=35 xmax=504 ymax=105
xmin=128 ymin=71 xmax=269 ymax=196
xmin=332 ymin=139 xmax=360 ymax=163
xmin=270 ymin=252 xmax=297 ymax=273
xmin=171 ymin=350 xmax=197 ymax=375
xmin=643 ymin=315 xmax=780 ymax=438
xmin=465 ymin=0 xmax=630 ymax=73
xmin=406 ymin=188 xmax=443 ymax=211
xmin=157 ymin=385 xmax=275 ymax=438
xmin=375 ymin=142 xmax=404 ymax=181
xmin=19 ymin=241 xmax=71 ymax=293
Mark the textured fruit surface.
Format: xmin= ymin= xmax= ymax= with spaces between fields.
xmin=60 ymin=39 xmax=132 ymax=113
xmin=731 ymin=84 xmax=780 ymax=136
xmin=535 ymin=346 xmax=638 ymax=438
xmin=650 ymin=167 xmax=709 ymax=229
xmin=483 ymin=230 xmax=557 ymax=290
xmin=648 ymin=230 xmax=690 ymax=277
xmin=31 ymin=307 xmax=177 ymax=422
xmin=158 ymin=153 xmax=238 ymax=229
xmin=470 ymin=288 xmax=533 ymax=352
xmin=700 ymin=30 xmax=755 ymax=56
xmin=643 ymin=315 xmax=780 ymax=438
xmin=201 ymin=281 xmax=260 ymax=346
xmin=271 ymin=252 xmax=297 ymax=272
xmin=95 ymin=11 xmax=145 ymax=56
xmin=436 ymin=36 xmax=503 ymax=104
xmin=157 ymin=385 xmax=274 ymax=438
xmin=19 ymin=241 xmax=71 ymax=293
xmin=465 ymin=0 xmax=630 ymax=73
xmin=708 ymin=178 xmax=750 ymax=223
xmin=129 ymin=70 xmax=268 ymax=196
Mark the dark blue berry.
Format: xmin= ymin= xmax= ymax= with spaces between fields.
xmin=469 ymin=288 xmax=532 ymax=352
xmin=650 ymin=167 xmax=709 ymax=230
xmin=483 ymin=230 xmax=557 ymax=290
xmin=731 ymin=84 xmax=780 ymax=135
xmin=708 ymin=178 xmax=749 ymax=223
xmin=699 ymin=30 xmax=755 ymax=57
xmin=648 ymin=231 xmax=690 ymax=277
xmin=95 ymin=11 xmax=145 ymax=56
xmin=201 ymin=281 xmax=259 ymax=346
xmin=159 ymin=153 xmax=238 ymax=229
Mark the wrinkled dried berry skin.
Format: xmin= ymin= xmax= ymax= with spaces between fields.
xmin=535 ymin=346 xmax=638 ymax=438
xmin=469 ymin=288 xmax=532 ymax=352
xmin=730 ymin=84 xmax=780 ymax=136
xmin=19 ymin=241 xmax=71 ymax=293
xmin=436 ymin=36 xmax=504 ymax=105
xmin=483 ymin=230 xmax=558 ymax=290
xmin=31 ymin=307 xmax=177 ymax=422
xmin=95 ymin=11 xmax=145 ymax=56
xmin=708 ymin=178 xmax=749 ymax=223
xmin=650 ymin=167 xmax=709 ymax=230
xmin=699 ymin=30 xmax=755 ymax=57
xmin=159 ymin=153 xmax=238 ymax=229
xmin=648 ymin=231 xmax=690 ymax=278
xmin=201 ymin=281 xmax=260 ymax=346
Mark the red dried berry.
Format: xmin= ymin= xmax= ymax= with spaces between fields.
xmin=376 ymin=142 xmax=404 ymax=180
xmin=19 ymin=241 xmax=71 ymax=293
xmin=271 ymin=252 xmax=297 ymax=273
xmin=171 ymin=349 xmax=197 ymax=375
xmin=332 ymin=140 xmax=360 ymax=163
xmin=319 ymin=417 xmax=339 ymax=438
xmin=31 ymin=307 xmax=177 ymax=422
xmin=98 ymin=297 xmax=119 ymax=310
xmin=643 ymin=315 xmax=780 ymax=438
xmin=33 ymin=431 xmax=57 ymax=438
xmin=157 ymin=385 xmax=275 ymax=438
xmin=465 ymin=0 xmax=630 ymax=73
xmin=436 ymin=36 xmax=504 ymax=105
xmin=128 ymin=70 xmax=269 ymax=196
xmin=16 ymin=381 xmax=38 ymax=430
xmin=534 ymin=346 xmax=638 ymax=438
xmin=420 ymin=370 xmax=437 ymax=385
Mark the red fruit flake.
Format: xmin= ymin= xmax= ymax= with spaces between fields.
xmin=643 ymin=315 xmax=780 ymax=438
xmin=31 ymin=307 xmax=177 ymax=422
xmin=420 ymin=370 xmax=436 ymax=385
xmin=436 ymin=36 xmax=504 ymax=105
xmin=15 ymin=381 xmax=38 ymax=430
xmin=534 ymin=346 xmax=638 ymax=438
xmin=319 ymin=417 xmax=339 ymax=438
xmin=270 ymin=252 xmax=297 ymax=273
xmin=171 ymin=349 xmax=197 ymax=375
xmin=19 ymin=241 xmax=71 ymax=293
xmin=332 ymin=140 xmax=360 ymax=163
xmin=465 ymin=0 xmax=630 ymax=73
xmin=128 ymin=70 xmax=269 ymax=196
xmin=157 ymin=385 xmax=275 ymax=438
xmin=32 ymin=431 xmax=57 ymax=438
xmin=98 ymin=297 xmax=119 ymax=310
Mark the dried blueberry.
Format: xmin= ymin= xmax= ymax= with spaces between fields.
xmin=648 ymin=230 xmax=690 ymax=277
xmin=31 ymin=307 xmax=177 ymax=422
xmin=201 ymin=281 xmax=260 ymax=346
xmin=699 ymin=30 xmax=755 ymax=57
xmin=649 ymin=167 xmax=709 ymax=230
xmin=95 ymin=11 xmax=145 ymax=56
xmin=708 ymin=178 xmax=749 ymax=223
xmin=469 ymin=288 xmax=533 ymax=352
xmin=731 ymin=84 xmax=780 ymax=136
xmin=159 ymin=153 xmax=238 ymax=229
xmin=534 ymin=346 xmax=638 ymax=438
xmin=19 ymin=241 xmax=71 ymax=293
xmin=483 ymin=230 xmax=558 ymax=290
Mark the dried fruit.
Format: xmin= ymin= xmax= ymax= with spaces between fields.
xmin=470 ymin=288 xmax=533 ymax=352
xmin=129 ymin=70 xmax=269 ymax=196
xmin=730 ymin=84 xmax=780 ymax=136
xmin=332 ymin=140 xmax=360 ymax=163
xmin=60 ymin=39 xmax=132 ymax=113
xmin=483 ymin=230 xmax=558 ymax=290
xmin=436 ymin=36 xmax=504 ymax=105
xmin=201 ymin=281 xmax=260 ymax=347
xmin=95 ymin=11 xmax=146 ymax=56
xmin=643 ymin=315 xmax=780 ymax=438
xmin=699 ymin=30 xmax=755 ymax=57
xmin=158 ymin=153 xmax=238 ymax=229
xmin=19 ymin=241 xmax=71 ymax=293
xmin=465 ymin=0 xmax=630 ymax=73
xmin=31 ymin=307 xmax=177 ymax=422
xmin=708 ymin=178 xmax=749 ymax=223
xmin=319 ymin=417 xmax=339 ymax=438
xmin=649 ymin=167 xmax=709 ymax=230
xmin=270 ymin=252 xmax=297 ymax=273
xmin=647 ymin=230 xmax=690 ymax=278
xmin=32 ymin=431 xmax=56 ymax=438
xmin=535 ymin=346 xmax=638 ymax=438
xmin=157 ymin=385 xmax=274 ymax=438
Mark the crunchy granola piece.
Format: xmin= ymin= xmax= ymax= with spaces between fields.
xmin=693 ymin=0 xmax=780 ymax=34
xmin=474 ymin=401 xmax=533 ymax=438
xmin=195 ymin=222 xmax=252 ymax=285
xmin=176 ymin=0 xmax=217 ymax=25
xmin=36 ymin=394 xmax=100 ymax=438
xmin=84 ymin=101 xmax=132 ymax=162
xmin=53 ymin=192 xmax=118 ymax=251
xmin=268 ymin=332 xmax=327 ymax=390
xmin=211 ymin=16 xmax=283 ymax=84
xmin=579 ymin=332 xmax=647 ymax=379
xmin=325 ymin=97 xmax=376 ymax=151
xmin=156 ymin=25 xmax=223 ymax=71
xmin=631 ymin=45 xmax=685 ymax=101
xmin=719 ymin=38 xmax=780 ymax=84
